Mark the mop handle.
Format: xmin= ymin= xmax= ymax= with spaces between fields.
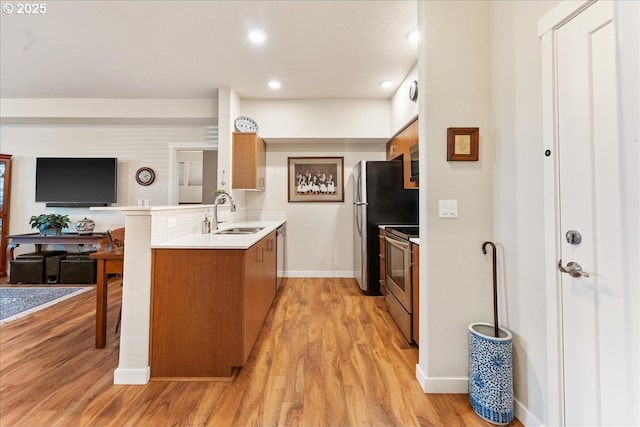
xmin=482 ymin=241 xmax=499 ymax=338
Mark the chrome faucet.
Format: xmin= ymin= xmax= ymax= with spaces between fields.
xmin=213 ymin=191 xmax=237 ymax=230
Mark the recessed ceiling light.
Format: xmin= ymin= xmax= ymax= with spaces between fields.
xmin=405 ymin=29 xmax=420 ymax=43
xmin=248 ymin=30 xmax=267 ymax=44
xmin=379 ymin=80 xmax=395 ymax=89
xmin=268 ymin=80 xmax=281 ymax=90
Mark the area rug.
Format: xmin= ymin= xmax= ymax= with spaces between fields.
xmin=0 ymin=287 xmax=91 ymax=325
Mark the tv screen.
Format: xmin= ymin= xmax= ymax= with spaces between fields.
xmin=35 ymin=157 xmax=118 ymax=207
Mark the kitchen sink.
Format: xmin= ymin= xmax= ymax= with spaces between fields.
xmin=215 ymin=227 xmax=265 ymax=235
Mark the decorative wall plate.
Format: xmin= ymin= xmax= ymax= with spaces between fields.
xmin=234 ymin=116 xmax=259 ymax=133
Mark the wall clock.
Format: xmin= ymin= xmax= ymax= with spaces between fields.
xmin=135 ymin=167 xmax=155 ymax=186
xmin=409 ymin=80 xmax=418 ymax=102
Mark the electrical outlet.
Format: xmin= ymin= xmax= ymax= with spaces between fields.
xmin=167 ymin=217 xmax=176 ymax=228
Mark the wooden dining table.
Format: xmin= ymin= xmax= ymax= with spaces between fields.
xmin=89 ymin=247 xmax=124 ymax=349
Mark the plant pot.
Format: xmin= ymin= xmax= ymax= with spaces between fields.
xmin=40 ymin=228 xmax=62 ymax=236
xmin=468 ymin=322 xmax=514 ymax=425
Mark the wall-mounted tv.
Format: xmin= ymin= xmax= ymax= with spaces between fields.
xmin=36 ymin=157 xmax=118 ymax=207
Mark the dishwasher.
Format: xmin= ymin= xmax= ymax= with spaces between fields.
xmin=276 ymin=224 xmax=286 ymax=289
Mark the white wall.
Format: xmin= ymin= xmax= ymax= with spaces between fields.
xmin=241 ymin=99 xmax=391 ymax=142
xmin=489 ymin=1 xmax=559 ymax=424
xmin=416 ymin=0 xmax=494 ymax=393
xmin=244 ymin=142 xmax=386 ymax=277
xmin=390 ymin=62 xmax=419 ymax=133
xmin=1 ymin=123 xmax=210 ymax=257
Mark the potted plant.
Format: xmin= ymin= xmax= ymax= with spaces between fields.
xmin=29 ymin=214 xmax=70 ymax=236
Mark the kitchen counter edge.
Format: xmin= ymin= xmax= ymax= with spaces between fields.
xmin=151 ymin=220 xmax=285 ymax=250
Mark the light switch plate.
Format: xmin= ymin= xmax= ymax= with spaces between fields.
xmin=439 ymin=200 xmax=458 ymax=218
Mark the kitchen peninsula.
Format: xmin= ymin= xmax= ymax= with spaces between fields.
xmin=150 ymin=222 xmax=283 ymax=378
xmin=90 ymin=204 xmax=285 ymax=384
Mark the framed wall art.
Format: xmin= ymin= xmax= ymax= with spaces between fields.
xmin=447 ymin=127 xmax=479 ymax=161
xmin=288 ymin=157 xmax=344 ymax=202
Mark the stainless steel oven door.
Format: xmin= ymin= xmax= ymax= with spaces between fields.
xmin=385 ymin=233 xmax=412 ymax=312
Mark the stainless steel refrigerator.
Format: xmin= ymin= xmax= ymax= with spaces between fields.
xmin=353 ymin=160 xmax=418 ymax=294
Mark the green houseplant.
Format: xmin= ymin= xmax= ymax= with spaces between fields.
xmin=29 ymin=214 xmax=70 ymax=235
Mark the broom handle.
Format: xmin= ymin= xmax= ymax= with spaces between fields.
xmin=482 ymin=241 xmax=499 ymax=338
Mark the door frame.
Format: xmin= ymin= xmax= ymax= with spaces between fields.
xmin=540 ymin=1 xmax=640 ymax=425
xmin=168 ymin=143 xmax=218 ymax=205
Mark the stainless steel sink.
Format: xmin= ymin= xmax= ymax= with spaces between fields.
xmin=215 ymin=227 xmax=265 ymax=235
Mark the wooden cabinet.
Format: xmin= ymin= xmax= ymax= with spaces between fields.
xmin=411 ymin=242 xmax=419 ymax=346
xmin=232 ymin=132 xmax=266 ymax=191
xmin=150 ymin=231 xmax=277 ymax=378
xmin=243 ymin=231 xmax=276 ymax=362
xmin=379 ymin=228 xmax=386 ymax=295
xmin=386 ymin=118 xmax=418 ymax=189
xmin=0 ymin=154 xmax=11 ymax=277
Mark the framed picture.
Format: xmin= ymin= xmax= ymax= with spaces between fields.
xmin=288 ymin=157 xmax=344 ymax=202
xmin=447 ymin=127 xmax=479 ymax=161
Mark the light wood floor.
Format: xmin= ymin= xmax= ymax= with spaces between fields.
xmin=0 ymin=277 xmax=522 ymax=426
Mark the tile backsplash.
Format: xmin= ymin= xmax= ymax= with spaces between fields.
xmin=150 ymin=207 xmax=286 ymax=244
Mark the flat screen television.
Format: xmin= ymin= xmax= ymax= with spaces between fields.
xmin=35 ymin=157 xmax=118 ymax=207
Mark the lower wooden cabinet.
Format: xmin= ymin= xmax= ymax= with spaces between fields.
xmin=150 ymin=231 xmax=277 ymax=378
xmin=411 ymin=242 xmax=419 ymax=346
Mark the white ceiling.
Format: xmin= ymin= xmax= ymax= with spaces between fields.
xmin=0 ymin=1 xmax=418 ymax=100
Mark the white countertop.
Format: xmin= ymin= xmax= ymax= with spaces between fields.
xmin=151 ymin=220 xmax=285 ymax=250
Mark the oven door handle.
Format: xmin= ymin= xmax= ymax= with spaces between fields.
xmin=385 ymin=234 xmax=410 ymax=250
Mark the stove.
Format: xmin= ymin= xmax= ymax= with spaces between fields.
xmin=384 ymin=225 xmax=419 ymax=343
xmin=385 ymin=226 xmax=419 ymax=240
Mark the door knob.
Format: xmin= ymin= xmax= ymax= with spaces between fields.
xmin=558 ymin=259 xmax=590 ymax=278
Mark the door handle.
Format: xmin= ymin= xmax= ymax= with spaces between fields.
xmin=558 ymin=259 xmax=590 ymax=278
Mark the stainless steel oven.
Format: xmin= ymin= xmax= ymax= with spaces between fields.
xmin=385 ymin=226 xmax=418 ymax=343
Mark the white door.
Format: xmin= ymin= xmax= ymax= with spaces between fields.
xmin=555 ymin=1 xmax=634 ymax=425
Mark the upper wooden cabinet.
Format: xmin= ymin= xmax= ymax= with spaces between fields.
xmin=232 ymin=132 xmax=266 ymax=191
xmin=0 ymin=154 xmax=11 ymax=277
xmin=386 ymin=118 xmax=418 ymax=189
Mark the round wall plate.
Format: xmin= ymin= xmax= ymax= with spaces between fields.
xmin=135 ymin=167 xmax=155 ymax=186
xmin=234 ymin=116 xmax=259 ymax=133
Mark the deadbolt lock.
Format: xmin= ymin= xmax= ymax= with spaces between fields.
xmin=565 ymin=230 xmax=582 ymax=245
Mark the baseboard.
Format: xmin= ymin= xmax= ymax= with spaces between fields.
xmin=416 ymin=364 xmax=536 ymax=426
xmin=515 ymin=397 xmax=545 ymax=427
xmin=415 ymin=364 xmax=469 ymax=393
xmin=113 ymin=367 xmax=150 ymax=385
xmin=286 ymin=271 xmax=355 ymax=278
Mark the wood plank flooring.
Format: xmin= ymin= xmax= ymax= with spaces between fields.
xmin=0 ymin=277 xmax=523 ymax=426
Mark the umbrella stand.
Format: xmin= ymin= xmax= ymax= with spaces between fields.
xmin=468 ymin=240 xmax=514 ymax=425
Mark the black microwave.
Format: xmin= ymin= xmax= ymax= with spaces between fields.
xmin=409 ymin=144 xmax=419 ymax=182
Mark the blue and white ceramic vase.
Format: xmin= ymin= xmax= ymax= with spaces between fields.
xmin=468 ymin=322 xmax=514 ymax=425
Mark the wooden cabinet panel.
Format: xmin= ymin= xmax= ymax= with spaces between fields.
xmin=150 ymin=231 xmax=278 ymax=378
xmin=379 ymin=228 xmax=386 ymax=295
xmin=150 ymin=248 xmax=245 ymax=378
xmin=386 ymin=118 xmax=418 ymax=189
xmin=243 ymin=231 xmax=276 ymax=362
xmin=232 ymin=132 xmax=266 ymax=191
xmin=0 ymin=154 xmax=12 ymax=277
xmin=411 ymin=242 xmax=419 ymax=346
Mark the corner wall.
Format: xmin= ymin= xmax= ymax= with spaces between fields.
xmin=416 ymin=0 xmax=494 ymax=392
xmin=489 ymin=1 xmax=558 ymax=424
